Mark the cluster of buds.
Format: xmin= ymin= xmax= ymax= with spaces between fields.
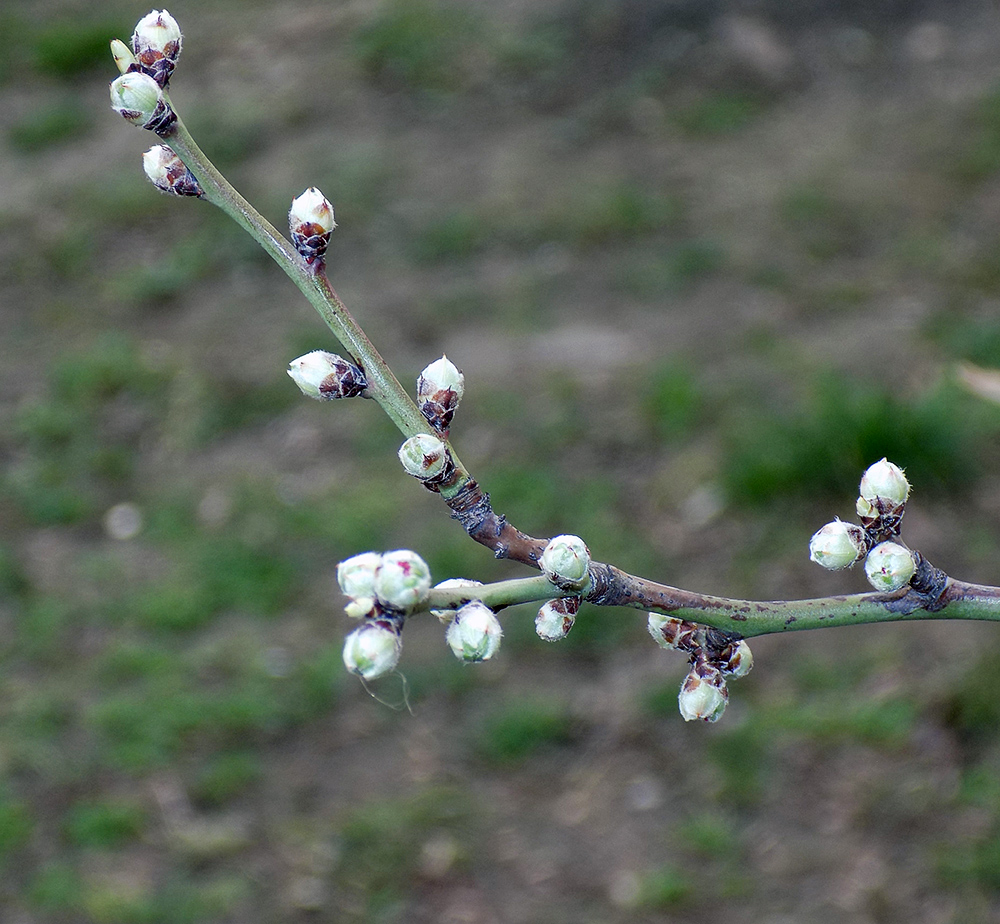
xmin=417 ymin=356 xmax=464 ymax=435
xmin=288 ymin=188 xmax=337 ymax=268
xmin=288 ymin=350 xmax=367 ymax=400
xmin=109 ymin=11 xmax=182 ymax=135
xmin=809 ymin=458 xmax=916 ymax=593
xmin=648 ymin=615 xmax=753 ymax=722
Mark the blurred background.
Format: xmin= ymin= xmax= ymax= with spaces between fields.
xmin=5 ymin=0 xmax=1000 ymax=920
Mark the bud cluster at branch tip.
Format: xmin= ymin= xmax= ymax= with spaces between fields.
xmin=646 ymin=614 xmax=754 ymax=722
xmin=398 ymin=433 xmax=452 ymax=485
xmin=109 ymin=11 xmax=182 ymax=133
xmin=539 ymin=534 xmax=591 ymax=591
xmin=289 ymin=188 xmax=336 ymax=267
xmin=143 ymin=144 xmax=203 ymax=197
xmin=288 ymin=350 xmax=367 ymax=400
xmin=446 ymin=601 xmax=503 ymax=662
xmin=417 ymin=356 xmax=464 ymax=434
xmin=535 ymin=596 xmax=580 ymax=642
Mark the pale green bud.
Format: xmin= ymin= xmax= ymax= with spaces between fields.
xmin=110 ymin=38 xmax=137 ymax=75
xmin=398 ymin=434 xmax=449 ymax=481
xmin=859 ymin=458 xmax=910 ymax=508
xmin=678 ymin=667 xmax=728 ymax=723
xmin=342 ymin=620 xmax=401 ymax=680
xmin=337 ymin=552 xmax=382 ymax=599
xmin=373 ymin=550 xmax=432 ymax=611
xmin=110 ymin=71 xmax=162 ymax=125
xmin=864 ymin=541 xmax=916 ymax=592
xmin=540 ymin=534 xmax=591 ymax=590
xmin=445 ymin=601 xmax=502 ymax=662
xmin=287 ymin=351 xmax=366 ymax=399
xmin=535 ymin=597 xmax=579 ymax=642
xmin=808 ymin=519 xmax=867 ymax=570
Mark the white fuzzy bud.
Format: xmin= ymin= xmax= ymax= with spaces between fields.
xmin=417 ymin=355 xmax=464 ymax=433
xmin=864 ymin=541 xmax=916 ymax=592
xmin=373 ymin=550 xmax=432 ymax=611
xmin=289 ymin=188 xmax=336 ymax=265
xmin=539 ymin=535 xmax=591 ymax=590
xmin=398 ymin=434 xmax=449 ymax=482
xmin=678 ymin=667 xmax=728 ymax=723
xmin=337 ymin=552 xmax=382 ymax=599
xmin=859 ymin=458 xmax=910 ymax=508
xmin=445 ymin=601 xmax=503 ymax=662
xmin=535 ymin=597 xmax=580 ymax=641
xmin=142 ymin=144 xmax=202 ymax=197
xmin=131 ymin=10 xmax=182 ymax=86
xmin=808 ymin=519 xmax=867 ymax=570
xmin=429 ymin=578 xmax=483 ymax=623
xmin=287 ymin=351 xmax=367 ymax=400
xmin=342 ymin=620 xmax=401 ymax=680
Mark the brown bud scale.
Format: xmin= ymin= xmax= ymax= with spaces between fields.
xmin=318 ymin=358 xmax=367 ymax=399
xmin=290 ymin=224 xmax=332 ymax=266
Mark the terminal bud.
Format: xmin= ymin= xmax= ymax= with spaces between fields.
xmin=864 ymin=541 xmax=916 ymax=592
xmin=446 ymin=601 xmax=503 ymax=662
xmin=540 ymin=534 xmax=591 ymax=591
xmin=373 ymin=550 xmax=432 ymax=612
xmin=342 ymin=619 xmax=401 ymax=680
xmin=535 ymin=596 xmax=580 ymax=642
xmin=808 ymin=519 xmax=867 ymax=571
xmin=287 ymin=350 xmax=367 ymax=400
xmin=289 ymin=187 xmax=336 ymax=266
xmin=142 ymin=144 xmax=203 ymax=197
xmin=398 ymin=434 xmax=450 ymax=483
xmin=417 ymin=355 xmax=464 ymax=433
xmin=131 ymin=9 xmax=182 ymax=86
xmin=860 ymin=458 xmax=910 ymax=509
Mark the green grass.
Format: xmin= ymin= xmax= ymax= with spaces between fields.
xmin=476 ymin=698 xmax=576 ymax=765
xmin=63 ymin=799 xmax=147 ymax=849
xmin=670 ymin=91 xmax=768 ymax=137
xmin=8 ymin=98 xmax=91 ymax=152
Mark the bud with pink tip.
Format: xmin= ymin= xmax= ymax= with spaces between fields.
xmin=288 ymin=350 xmax=367 ymax=400
xmin=539 ymin=534 xmax=591 ymax=591
xmin=678 ymin=664 xmax=728 ymax=723
xmin=143 ymin=144 xmax=203 ymax=197
xmin=417 ymin=355 xmax=464 ymax=433
xmin=342 ymin=619 xmax=401 ymax=680
xmin=373 ymin=550 xmax=432 ymax=612
xmin=446 ymin=600 xmax=503 ymax=662
xmin=289 ymin=188 xmax=336 ymax=266
xmin=131 ymin=10 xmax=182 ymax=86
xmin=398 ymin=434 xmax=451 ymax=484
xmin=864 ymin=541 xmax=916 ymax=592
xmin=535 ymin=596 xmax=580 ymax=641
xmin=808 ymin=519 xmax=868 ymax=571
xmin=110 ymin=72 xmax=176 ymax=134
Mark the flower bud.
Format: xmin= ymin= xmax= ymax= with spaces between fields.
xmin=678 ymin=665 xmax=728 ymax=723
xmin=446 ymin=601 xmax=502 ymax=662
xmin=429 ymin=578 xmax=483 ymax=623
xmin=535 ymin=596 xmax=580 ymax=642
xmin=142 ymin=144 xmax=203 ymax=197
xmin=289 ymin=188 xmax=336 ymax=266
xmin=417 ymin=355 xmax=464 ymax=433
xmin=808 ymin=519 xmax=867 ymax=571
xmin=539 ymin=535 xmax=591 ymax=590
xmin=287 ymin=351 xmax=367 ymax=400
xmin=398 ymin=434 xmax=450 ymax=483
xmin=373 ymin=550 xmax=432 ymax=612
xmin=718 ymin=639 xmax=754 ymax=678
xmin=864 ymin=541 xmax=916 ymax=592
xmin=646 ymin=614 xmax=699 ymax=651
xmin=860 ymin=458 xmax=910 ymax=509
xmin=342 ymin=619 xmax=401 ymax=680
xmin=131 ymin=9 xmax=182 ymax=86
xmin=111 ymin=38 xmax=138 ymax=75
xmin=337 ymin=551 xmax=382 ymax=599
xmin=109 ymin=72 xmax=176 ymax=134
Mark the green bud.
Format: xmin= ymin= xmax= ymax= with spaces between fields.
xmin=342 ymin=620 xmax=401 ymax=680
xmin=445 ymin=601 xmax=502 ymax=662
xmin=539 ymin=534 xmax=591 ymax=590
xmin=337 ymin=551 xmax=382 ymax=599
xmin=864 ymin=541 xmax=916 ymax=592
xmin=398 ymin=434 xmax=449 ymax=482
xmin=859 ymin=458 xmax=910 ymax=508
xmin=373 ymin=549 xmax=432 ymax=612
xmin=678 ymin=666 xmax=728 ymax=723
xmin=808 ymin=519 xmax=867 ymax=570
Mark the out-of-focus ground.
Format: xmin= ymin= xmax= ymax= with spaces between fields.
xmin=7 ymin=0 xmax=1000 ymax=920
